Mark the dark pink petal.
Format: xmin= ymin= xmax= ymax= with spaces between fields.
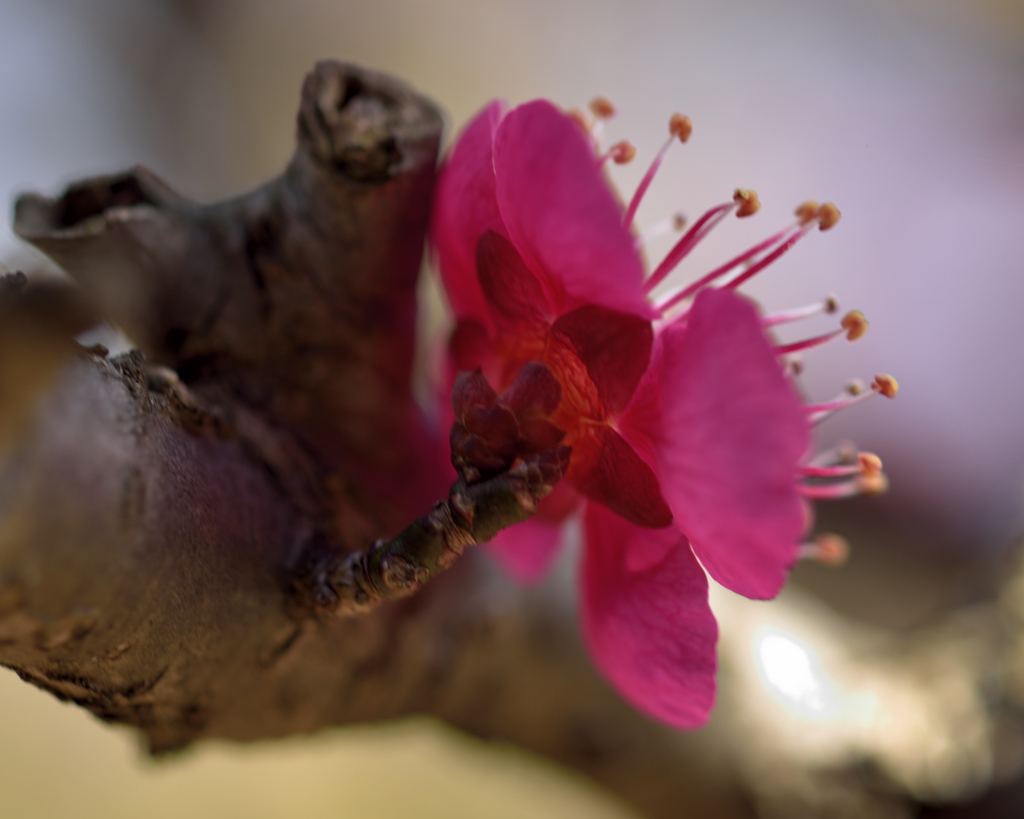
xmin=552 ymin=305 xmax=653 ymax=415
xmin=493 ymin=100 xmax=656 ymax=320
xmin=431 ymin=100 xmax=508 ymax=326
xmin=476 ymin=231 xmax=551 ymax=329
xmin=484 ymin=516 xmax=564 ymax=584
xmin=581 ymin=503 xmax=718 ymax=729
xmin=571 ymin=426 xmax=672 ymax=528
xmin=619 ymin=288 xmax=809 ymax=600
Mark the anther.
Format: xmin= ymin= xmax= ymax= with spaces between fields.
xmin=784 ymin=357 xmax=804 ymax=377
xmin=800 ymin=534 xmax=850 ymax=566
xmin=840 ymin=310 xmax=869 ymax=341
xmin=673 ymin=213 xmax=688 ymax=231
xmin=602 ymin=140 xmax=636 ymax=165
xmin=590 ymin=97 xmax=617 ymax=120
xmin=818 ymin=202 xmax=841 ymax=231
xmin=795 ymin=201 xmax=819 ymax=225
xmin=858 ymin=452 xmax=883 ymax=477
xmin=733 ymin=188 xmax=761 ymax=218
xmin=857 ymin=472 xmax=889 ymax=495
xmin=873 ymin=374 xmax=898 ymax=398
xmin=669 ymin=113 xmax=693 ymax=143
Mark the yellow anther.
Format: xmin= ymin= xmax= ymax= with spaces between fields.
xmin=845 ymin=379 xmax=866 ymax=396
xmin=841 ymin=310 xmax=869 ymax=341
xmin=669 ymin=113 xmax=693 ymax=143
xmin=608 ymin=140 xmax=637 ymax=164
xmin=857 ymin=452 xmax=883 ymax=477
xmin=818 ymin=202 xmax=841 ymax=231
xmin=856 ymin=472 xmax=889 ymax=495
xmin=873 ymin=374 xmax=899 ymax=398
xmin=589 ymin=97 xmax=617 ymax=120
xmin=733 ymin=188 xmax=761 ymax=218
xmin=811 ymin=533 xmax=850 ymax=566
xmin=672 ymin=212 xmax=688 ymax=231
xmin=795 ymin=201 xmax=819 ymax=225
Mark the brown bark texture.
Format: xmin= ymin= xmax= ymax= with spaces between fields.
xmin=0 ymin=61 xmax=752 ymax=819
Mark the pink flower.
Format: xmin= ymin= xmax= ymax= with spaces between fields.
xmin=431 ymin=98 xmax=894 ymax=728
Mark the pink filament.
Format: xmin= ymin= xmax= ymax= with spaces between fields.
xmin=624 ymin=134 xmax=675 ymax=227
xmin=657 ymin=225 xmax=791 ymax=312
xmin=644 ymin=203 xmax=734 ymax=295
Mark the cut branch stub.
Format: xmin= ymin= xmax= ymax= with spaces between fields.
xmin=14 ymin=61 xmax=449 ymax=543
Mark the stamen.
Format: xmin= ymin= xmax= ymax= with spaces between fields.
xmin=773 ymin=309 xmax=868 ymax=355
xmin=624 ymin=113 xmax=692 ymax=227
xmin=635 ymin=212 xmax=687 ymax=248
xmin=807 ymin=442 xmax=858 ymax=468
xmin=644 ymin=201 xmax=735 ymax=295
xmin=733 ymin=188 xmax=761 ymax=218
xmin=799 ymin=451 xmax=882 ymax=478
xmin=774 ymin=328 xmax=844 ymax=356
xmin=805 ymin=376 xmax=899 ymax=423
xmin=599 ymin=140 xmax=637 ymax=167
xmin=762 ymin=295 xmax=839 ymax=327
xmin=799 ymin=534 xmax=850 ymax=566
xmin=798 ymin=472 xmax=889 ymax=500
xmin=657 ymin=223 xmax=793 ymax=310
xmin=723 ymin=224 xmax=811 ymax=292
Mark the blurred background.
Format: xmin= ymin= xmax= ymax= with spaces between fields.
xmin=1 ymin=0 xmax=1023 ymax=816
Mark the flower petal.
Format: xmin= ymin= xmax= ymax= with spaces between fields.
xmin=552 ymin=305 xmax=653 ymax=415
xmin=484 ymin=516 xmax=564 ymax=584
xmin=571 ymin=426 xmax=672 ymax=528
xmin=432 ymin=100 xmax=508 ymax=326
xmin=581 ymin=503 xmax=718 ymax=729
xmin=619 ymin=288 xmax=809 ymax=600
xmin=493 ymin=100 xmax=656 ymax=320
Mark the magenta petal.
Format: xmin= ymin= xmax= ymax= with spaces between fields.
xmin=484 ymin=517 xmax=564 ymax=584
xmin=552 ymin=305 xmax=653 ymax=415
xmin=571 ymin=426 xmax=672 ymax=528
xmin=620 ymin=288 xmax=809 ymax=600
xmin=581 ymin=503 xmax=718 ymax=729
xmin=431 ymin=100 xmax=508 ymax=326
xmin=493 ymin=100 xmax=656 ymax=320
